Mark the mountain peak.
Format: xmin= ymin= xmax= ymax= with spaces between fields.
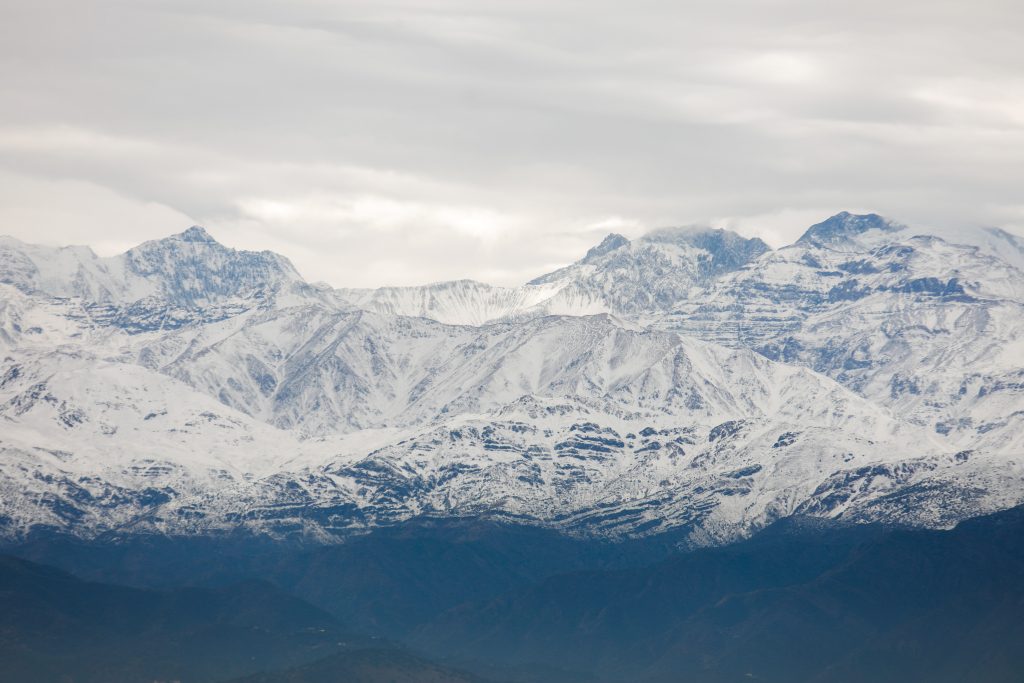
xmin=177 ymin=226 xmax=218 ymax=244
xmin=641 ymin=226 xmax=771 ymax=273
xmin=642 ymin=225 xmax=765 ymax=247
xmin=118 ymin=226 xmax=304 ymax=307
xmin=797 ymin=212 xmax=902 ymax=247
xmin=582 ymin=233 xmax=630 ymax=263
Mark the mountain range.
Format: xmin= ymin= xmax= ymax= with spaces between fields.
xmin=1 ymin=212 xmax=1022 ymax=544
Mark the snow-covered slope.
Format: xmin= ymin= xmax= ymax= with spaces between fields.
xmin=334 ymin=280 xmax=566 ymax=327
xmin=0 ymin=214 xmax=1021 ymax=544
xmin=658 ymin=220 xmax=1024 ymax=453
xmin=0 ymin=227 xmax=324 ymax=333
xmin=1 ymin=227 xmax=304 ymax=304
xmin=333 ymin=227 xmax=770 ymax=324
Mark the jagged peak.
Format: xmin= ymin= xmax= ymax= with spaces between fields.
xmin=528 ymin=225 xmax=770 ymax=285
xmin=176 ymin=225 xmax=218 ymax=244
xmin=639 ymin=226 xmax=771 ymax=271
xmin=582 ymin=233 xmax=630 ymax=263
xmin=127 ymin=226 xmax=223 ymax=254
xmin=642 ymin=225 xmax=767 ymax=249
xmin=128 ymin=226 xmax=299 ymax=268
xmin=796 ymin=212 xmax=904 ymax=247
xmin=113 ymin=225 xmax=306 ymax=307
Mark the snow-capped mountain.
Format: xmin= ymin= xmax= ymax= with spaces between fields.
xmin=334 ymin=227 xmax=771 ymax=325
xmin=1 ymin=215 xmax=1022 ymax=544
xmin=0 ymin=226 xmax=322 ymax=334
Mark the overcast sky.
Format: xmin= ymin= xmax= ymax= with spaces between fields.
xmin=1 ymin=0 xmax=1023 ymax=287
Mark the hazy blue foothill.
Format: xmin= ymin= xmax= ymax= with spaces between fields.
xmin=2 ymin=507 xmax=1023 ymax=682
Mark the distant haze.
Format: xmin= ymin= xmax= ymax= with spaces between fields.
xmin=1 ymin=0 xmax=1023 ymax=287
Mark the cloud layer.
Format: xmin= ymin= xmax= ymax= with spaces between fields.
xmin=2 ymin=0 xmax=1023 ymax=286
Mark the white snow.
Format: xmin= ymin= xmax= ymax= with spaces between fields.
xmin=0 ymin=214 xmax=1021 ymax=543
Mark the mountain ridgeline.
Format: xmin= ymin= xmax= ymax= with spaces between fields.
xmin=1 ymin=211 xmax=1023 ymax=682
xmin=0 ymin=211 xmax=1022 ymax=543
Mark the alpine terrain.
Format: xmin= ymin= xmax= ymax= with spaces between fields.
xmin=1 ymin=212 xmax=1022 ymax=545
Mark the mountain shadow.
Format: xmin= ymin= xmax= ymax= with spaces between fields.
xmin=412 ymin=507 xmax=1024 ymax=683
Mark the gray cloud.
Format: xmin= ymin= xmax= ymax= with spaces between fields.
xmin=1 ymin=0 xmax=1023 ymax=286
